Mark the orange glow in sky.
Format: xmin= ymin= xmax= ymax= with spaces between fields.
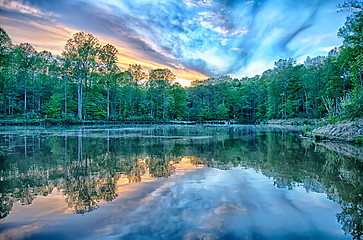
xmin=0 ymin=0 xmax=347 ymax=84
xmin=0 ymin=14 xmax=207 ymax=87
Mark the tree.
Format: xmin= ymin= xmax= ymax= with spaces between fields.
xmin=217 ymin=103 xmax=228 ymax=120
xmin=127 ymin=64 xmax=147 ymax=115
xmin=14 ymin=43 xmax=37 ymax=115
xmin=34 ymin=50 xmax=55 ymax=115
xmin=273 ymin=58 xmax=295 ymax=119
xmin=170 ymin=83 xmax=187 ymax=120
xmin=63 ymin=32 xmax=99 ymax=120
xmin=338 ymin=0 xmax=363 ymax=89
xmin=0 ymin=27 xmax=12 ymax=116
xmin=99 ymin=43 xmax=118 ymax=119
xmin=148 ymin=68 xmax=175 ymax=120
xmin=0 ymin=27 xmax=11 ymax=71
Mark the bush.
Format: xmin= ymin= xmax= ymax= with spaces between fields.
xmin=314 ymin=134 xmax=326 ymax=141
xmin=355 ymin=136 xmax=363 ymax=145
xmin=302 ymin=125 xmax=313 ymax=137
xmin=346 ymin=91 xmax=363 ymax=118
xmin=303 ymin=119 xmax=310 ymax=125
xmin=323 ymin=90 xmax=363 ymax=121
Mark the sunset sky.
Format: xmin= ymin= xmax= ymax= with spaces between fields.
xmin=0 ymin=0 xmax=349 ymax=86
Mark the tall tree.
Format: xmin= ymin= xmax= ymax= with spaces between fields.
xmin=14 ymin=43 xmax=37 ymax=115
xmin=338 ymin=0 xmax=363 ymax=89
xmin=63 ymin=32 xmax=99 ymax=120
xmin=170 ymin=83 xmax=187 ymax=120
xmin=0 ymin=27 xmax=12 ymax=116
xmin=127 ymin=64 xmax=147 ymax=115
xmin=99 ymin=44 xmax=118 ymax=119
xmin=148 ymin=68 xmax=175 ymax=120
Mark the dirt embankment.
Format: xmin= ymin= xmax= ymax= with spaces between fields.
xmin=311 ymin=118 xmax=363 ymax=144
xmin=266 ymin=118 xmax=320 ymax=126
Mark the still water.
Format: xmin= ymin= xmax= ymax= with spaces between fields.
xmin=0 ymin=125 xmax=362 ymax=240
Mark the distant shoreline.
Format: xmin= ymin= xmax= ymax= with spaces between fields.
xmin=0 ymin=118 xmax=238 ymax=126
xmin=2 ymin=117 xmax=361 ymax=145
xmin=0 ymin=117 xmax=321 ymax=126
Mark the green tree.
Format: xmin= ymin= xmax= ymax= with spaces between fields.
xmin=338 ymin=0 xmax=363 ymax=90
xmin=217 ymin=103 xmax=228 ymax=120
xmin=46 ymin=93 xmax=62 ymax=117
xmin=148 ymin=68 xmax=175 ymax=120
xmin=14 ymin=43 xmax=37 ymax=115
xmin=63 ymin=32 xmax=99 ymax=120
xmin=99 ymin=43 xmax=118 ymax=119
xmin=0 ymin=27 xmax=13 ymax=116
xmin=170 ymin=83 xmax=187 ymax=120
xmin=127 ymin=64 xmax=147 ymax=115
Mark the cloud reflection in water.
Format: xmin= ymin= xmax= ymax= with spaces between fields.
xmin=97 ymin=167 xmax=346 ymax=240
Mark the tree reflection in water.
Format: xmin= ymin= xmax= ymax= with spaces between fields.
xmin=0 ymin=126 xmax=361 ymax=238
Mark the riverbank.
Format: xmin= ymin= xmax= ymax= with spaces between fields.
xmin=304 ymin=117 xmax=363 ymax=145
xmin=0 ymin=117 xmax=319 ymax=126
xmin=2 ymin=117 xmax=361 ymax=146
xmin=0 ymin=118 xmax=236 ymax=126
xmin=264 ymin=118 xmax=320 ymax=126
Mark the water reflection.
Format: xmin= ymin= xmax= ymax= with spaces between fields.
xmin=0 ymin=125 xmax=362 ymax=239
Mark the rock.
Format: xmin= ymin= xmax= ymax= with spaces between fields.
xmin=312 ymin=117 xmax=363 ymax=143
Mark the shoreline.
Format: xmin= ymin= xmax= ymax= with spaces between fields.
xmin=303 ymin=117 xmax=363 ymax=145
xmin=0 ymin=117 xmax=320 ymax=126
xmin=1 ymin=117 xmax=362 ymax=146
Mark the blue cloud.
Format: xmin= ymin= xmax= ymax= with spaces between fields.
xmin=3 ymin=0 xmax=348 ymax=78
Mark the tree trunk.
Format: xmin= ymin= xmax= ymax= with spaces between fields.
xmin=83 ymin=76 xmax=88 ymax=120
xmin=111 ymin=88 xmax=115 ymax=118
xmin=10 ymin=90 xmax=13 ymax=116
xmin=37 ymin=87 xmax=41 ymax=114
xmin=107 ymin=84 xmax=110 ymax=119
xmin=303 ymin=87 xmax=309 ymax=118
xmin=77 ymin=78 xmax=82 ymax=120
xmin=24 ymin=75 xmax=27 ymax=114
xmin=336 ymin=94 xmax=339 ymax=115
xmin=119 ymin=90 xmax=122 ymax=116
xmin=32 ymin=77 xmax=35 ymax=112
xmin=284 ymin=91 xmax=287 ymax=119
xmin=64 ymin=76 xmax=67 ymax=118
xmin=3 ymin=87 xmax=6 ymax=116
xmin=343 ymin=75 xmax=346 ymax=98
xmin=11 ymin=96 xmax=13 ymax=116
xmin=163 ymin=91 xmax=166 ymax=120
xmin=281 ymin=95 xmax=284 ymax=119
xmin=129 ymin=80 xmax=132 ymax=113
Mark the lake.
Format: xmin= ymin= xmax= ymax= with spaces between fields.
xmin=0 ymin=125 xmax=361 ymax=240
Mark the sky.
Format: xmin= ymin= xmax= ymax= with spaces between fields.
xmin=0 ymin=0 xmax=349 ymax=86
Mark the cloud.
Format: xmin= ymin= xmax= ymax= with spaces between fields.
xmin=0 ymin=0 xmax=347 ymax=81
xmin=0 ymin=0 xmax=49 ymax=17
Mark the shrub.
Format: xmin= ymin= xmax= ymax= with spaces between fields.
xmin=314 ymin=134 xmax=325 ymax=141
xmin=323 ymin=90 xmax=363 ymax=121
xmin=355 ymin=136 xmax=363 ymax=145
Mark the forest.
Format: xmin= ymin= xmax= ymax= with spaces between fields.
xmin=0 ymin=2 xmax=362 ymax=124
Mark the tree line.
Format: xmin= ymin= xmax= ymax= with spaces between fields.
xmin=0 ymin=1 xmax=362 ymax=123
